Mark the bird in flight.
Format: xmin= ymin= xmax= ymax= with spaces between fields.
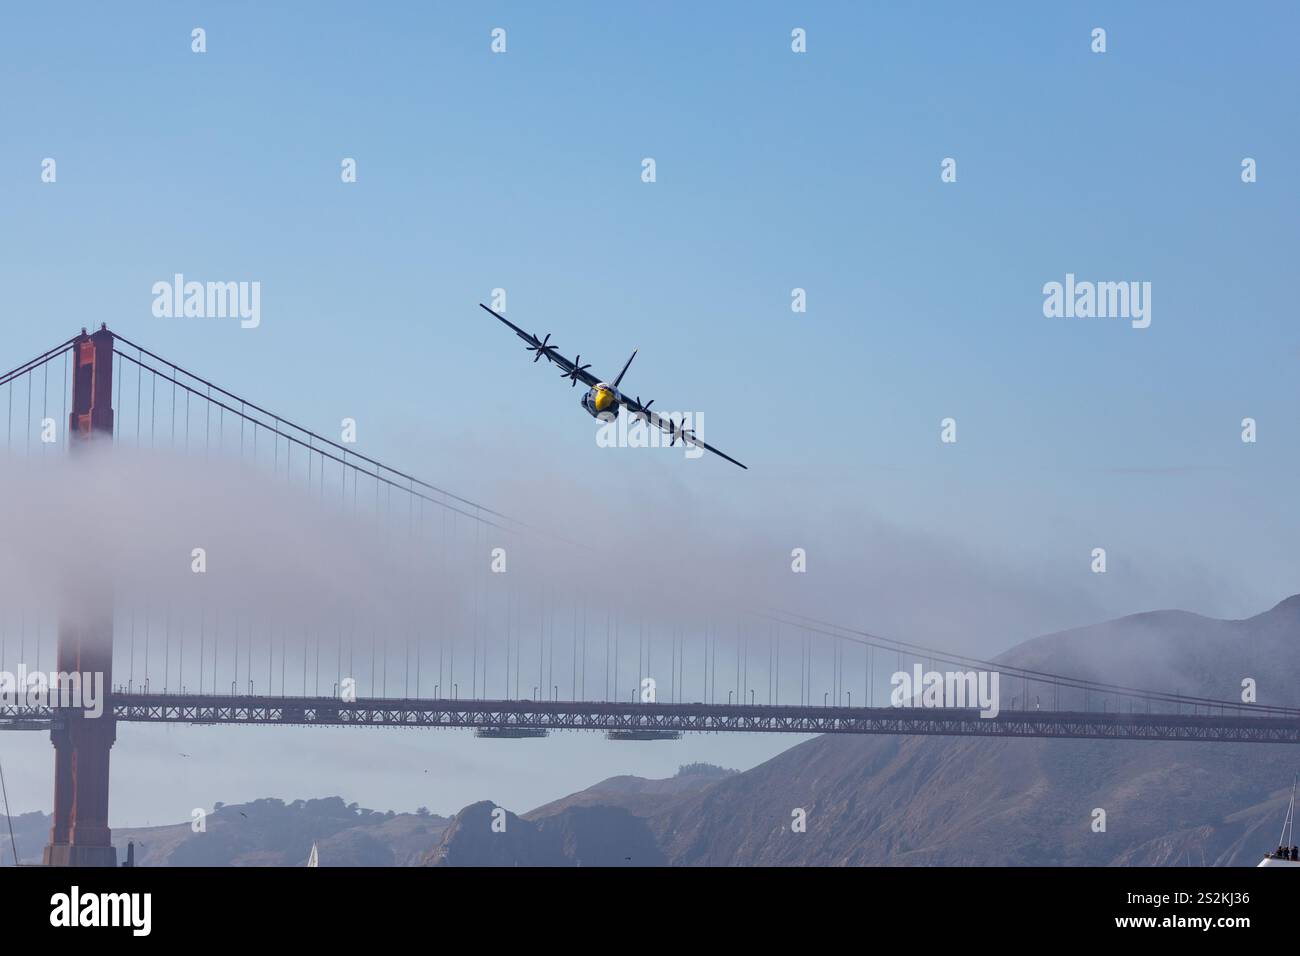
xmin=478 ymin=304 xmax=747 ymax=469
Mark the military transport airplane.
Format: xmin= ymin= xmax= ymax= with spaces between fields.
xmin=478 ymin=303 xmax=747 ymax=469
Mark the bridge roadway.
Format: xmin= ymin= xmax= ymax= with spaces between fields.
xmin=3 ymin=693 xmax=1299 ymax=743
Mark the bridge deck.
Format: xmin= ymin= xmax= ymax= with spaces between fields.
xmin=3 ymin=693 xmax=1298 ymax=744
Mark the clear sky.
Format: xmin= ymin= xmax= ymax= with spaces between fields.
xmin=1 ymin=2 xmax=1297 ymax=824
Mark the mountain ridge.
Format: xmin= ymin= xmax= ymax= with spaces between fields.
xmin=430 ymin=594 xmax=1300 ymax=866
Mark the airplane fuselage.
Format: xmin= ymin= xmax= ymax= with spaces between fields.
xmin=581 ymin=383 xmax=620 ymax=420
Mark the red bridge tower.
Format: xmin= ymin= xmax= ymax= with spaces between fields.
xmin=42 ymin=325 xmax=118 ymax=867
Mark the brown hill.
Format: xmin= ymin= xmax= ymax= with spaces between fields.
xmin=435 ymin=595 xmax=1300 ymax=866
xmin=524 ymin=762 xmax=737 ymax=820
xmin=425 ymin=799 xmax=663 ymax=867
xmin=4 ymin=796 xmax=450 ymax=866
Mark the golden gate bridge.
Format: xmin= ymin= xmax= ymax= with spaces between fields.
xmin=2 ymin=325 xmax=1298 ymax=866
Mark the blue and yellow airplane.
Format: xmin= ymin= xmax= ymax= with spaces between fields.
xmin=478 ymin=303 xmax=747 ymax=469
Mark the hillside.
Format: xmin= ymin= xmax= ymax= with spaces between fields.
xmin=431 ymin=595 xmax=1300 ymax=866
xmin=3 ymin=796 xmax=450 ymax=866
xmin=427 ymin=764 xmax=736 ymax=866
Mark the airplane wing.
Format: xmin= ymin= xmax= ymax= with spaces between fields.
xmin=479 ymin=303 xmax=601 ymax=389
xmin=618 ymin=394 xmax=748 ymax=470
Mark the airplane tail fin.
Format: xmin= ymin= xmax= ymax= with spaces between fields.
xmin=612 ymin=349 xmax=637 ymax=388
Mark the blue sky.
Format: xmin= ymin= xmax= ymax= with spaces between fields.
xmin=1 ymin=2 xmax=1298 ymax=821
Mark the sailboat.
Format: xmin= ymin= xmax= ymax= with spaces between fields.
xmin=1258 ymin=775 xmax=1300 ymax=867
xmin=307 ymin=842 xmax=319 ymax=868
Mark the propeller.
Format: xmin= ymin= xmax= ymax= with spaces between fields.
xmin=664 ymin=416 xmax=694 ymax=446
xmin=632 ymin=397 xmax=655 ymax=423
xmin=562 ymin=355 xmax=592 ymax=387
xmin=526 ymin=333 xmax=557 ymax=363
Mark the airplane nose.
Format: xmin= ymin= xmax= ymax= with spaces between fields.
xmin=594 ymin=388 xmax=615 ymax=412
